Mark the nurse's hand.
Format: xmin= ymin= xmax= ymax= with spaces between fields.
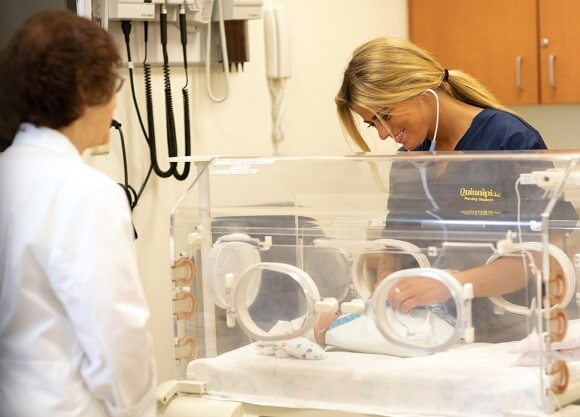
xmin=387 ymin=277 xmax=452 ymax=313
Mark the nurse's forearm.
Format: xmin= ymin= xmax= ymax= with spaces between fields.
xmin=454 ymin=257 xmax=534 ymax=298
xmin=456 ymin=232 xmax=567 ymax=298
xmin=454 ymin=254 xmax=564 ymax=298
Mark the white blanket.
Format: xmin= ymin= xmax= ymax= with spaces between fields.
xmin=187 ymin=319 xmax=580 ymax=417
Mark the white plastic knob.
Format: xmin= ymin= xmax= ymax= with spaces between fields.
xmin=315 ymin=298 xmax=339 ymax=313
xmin=224 ymin=273 xmax=234 ymax=289
xmin=188 ymin=232 xmax=204 ymax=245
xmin=226 ymin=311 xmax=236 ymax=328
xmin=340 ymin=299 xmax=366 ymax=314
xmin=464 ymin=327 xmax=474 ymax=343
xmin=462 ymin=283 xmax=474 ymax=300
xmin=496 ymin=239 xmax=514 ymax=254
xmin=497 ymin=230 xmax=516 ymax=254
xmin=261 ymin=236 xmax=273 ymax=250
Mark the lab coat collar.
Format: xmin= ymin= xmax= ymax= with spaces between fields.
xmin=13 ymin=123 xmax=82 ymax=160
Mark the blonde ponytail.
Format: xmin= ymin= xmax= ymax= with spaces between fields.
xmin=445 ymin=69 xmax=514 ymax=115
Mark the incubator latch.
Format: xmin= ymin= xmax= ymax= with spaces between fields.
xmin=174 ymin=337 xmax=198 ymax=364
xmin=341 ymin=299 xmax=366 ymax=314
xmin=496 ymin=230 xmax=516 ymax=254
xmin=173 ymin=290 xmax=196 ymax=321
xmin=188 ymin=229 xmax=206 ymax=246
xmin=171 ymin=256 xmax=195 ymax=287
xmin=545 ymin=360 xmax=569 ymax=395
xmin=547 ymin=271 xmax=567 ymax=306
xmin=259 ymin=236 xmax=273 ymax=251
xmin=545 ymin=308 xmax=568 ymax=343
xmin=315 ymin=297 xmax=339 ymax=313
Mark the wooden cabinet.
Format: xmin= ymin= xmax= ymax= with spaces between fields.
xmin=538 ymin=0 xmax=580 ymax=103
xmin=409 ymin=0 xmax=580 ymax=105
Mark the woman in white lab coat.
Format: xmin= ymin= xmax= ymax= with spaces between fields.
xmin=0 ymin=11 xmax=156 ymax=417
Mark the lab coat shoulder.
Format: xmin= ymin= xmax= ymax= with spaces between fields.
xmin=55 ymin=158 xmax=131 ymax=223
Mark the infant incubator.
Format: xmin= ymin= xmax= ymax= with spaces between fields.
xmin=160 ymin=153 xmax=580 ymax=417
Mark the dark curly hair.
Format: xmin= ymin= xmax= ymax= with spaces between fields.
xmin=0 ymin=10 xmax=120 ymax=151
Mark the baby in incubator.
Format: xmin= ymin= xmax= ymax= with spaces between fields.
xmin=258 ymin=253 xmax=458 ymax=359
xmin=309 ymin=252 xmax=457 ymax=357
xmin=313 ymin=302 xmax=456 ymax=357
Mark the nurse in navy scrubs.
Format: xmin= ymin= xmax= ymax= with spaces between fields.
xmin=334 ymin=37 xmax=576 ymax=342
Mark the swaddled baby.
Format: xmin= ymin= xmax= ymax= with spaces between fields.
xmin=314 ymin=304 xmax=456 ymax=357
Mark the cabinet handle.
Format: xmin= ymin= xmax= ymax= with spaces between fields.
xmin=548 ymin=54 xmax=557 ymax=89
xmin=515 ymin=56 xmax=523 ymax=90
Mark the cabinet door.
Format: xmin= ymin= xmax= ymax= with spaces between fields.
xmin=539 ymin=0 xmax=580 ymax=103
xmin=409 ymin=0 xmax=539 ymax=105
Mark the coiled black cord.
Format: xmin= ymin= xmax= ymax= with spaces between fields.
xmin=138 ymin=22 xmax=154 ymax=197
xmin=120 ymin=11 xmax=192 ymax=182
xmin=121 ymin=20 xmax=149 ymax=144
xmin=173 ymin=6 xmax=191 ymax=180
xmin=162 ymin=64 xmax=178 ymax=158
xmin=144 ymin=61 xmax=176 ymax=177
xmin=160 ymin=9 xmax=179 ymax=167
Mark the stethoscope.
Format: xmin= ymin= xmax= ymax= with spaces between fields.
xmin=409 ymin=89 xmax=448 ymax=267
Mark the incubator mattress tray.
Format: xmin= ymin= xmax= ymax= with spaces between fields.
xmin=187 ymin=342 xmax=580 ymax=417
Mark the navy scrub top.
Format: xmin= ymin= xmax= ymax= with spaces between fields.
xmin=414 ymin=108 xmax=547 ymax=151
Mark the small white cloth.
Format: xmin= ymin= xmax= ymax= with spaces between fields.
xmin=509 ymin=318 xmax=580 ymax=366
xmin=256 ymin=337 xmax=326 ymax=360
xmin=255 ymin=319 xmax=326 ymax=360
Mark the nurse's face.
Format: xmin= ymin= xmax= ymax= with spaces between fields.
xmin=353 ymin=94 xmax=432 ymax=151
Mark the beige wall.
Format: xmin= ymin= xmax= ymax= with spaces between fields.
xmin=86 ymin=0 xmax=407 ymax=383
xmin=514 ymin=105 xmax=580 ymax=149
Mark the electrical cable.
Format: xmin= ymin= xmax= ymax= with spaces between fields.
xmin=268 ymin=78 xmax=286 ymax=142
xmin=205 ymin=0 xmax=231 ymax=102
xmin=121 ymin=20 xmax=149 ymax=144
xmin=111 ymin=119 xmax=149 ymax=211
xmin=144 ymin=5 xmax=178 ymax=178
xmin=139 ymin=21 xmax=154 ymax=194
xmin=111 ymin=120 xmax=142 ymax=239
xmin=120 ymin=20 xmax=154 ymax=208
